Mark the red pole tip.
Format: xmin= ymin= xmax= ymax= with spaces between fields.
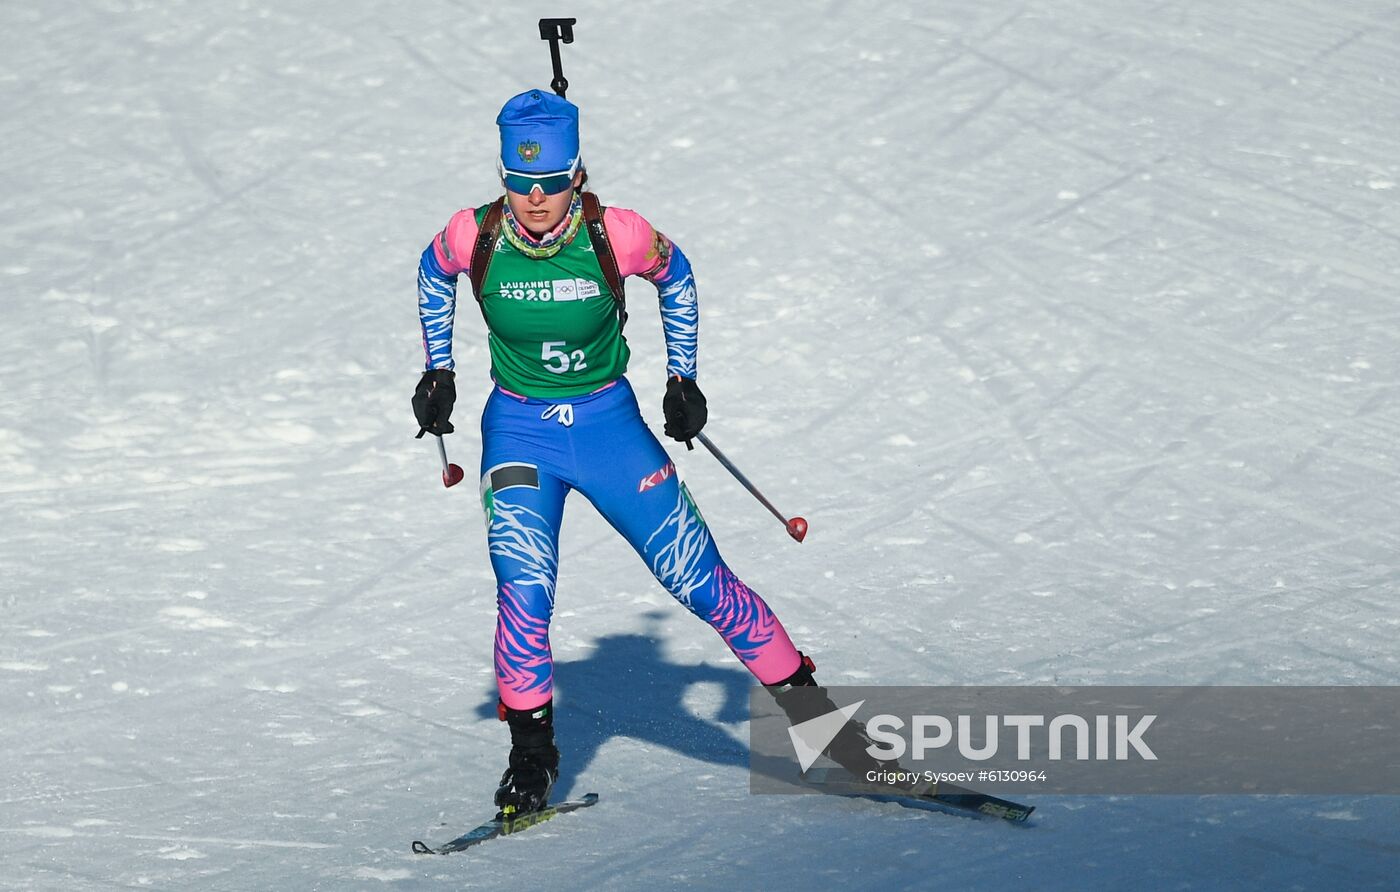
xmin=787 ymin=516 xmax=808 ymax=542
xmin=443 ymin=463 xmax=466 ymax=488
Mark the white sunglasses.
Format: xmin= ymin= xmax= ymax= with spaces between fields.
xmin=497 ymin=157 xmax=582 ymax=195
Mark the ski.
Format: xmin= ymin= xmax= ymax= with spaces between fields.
xmin=802 ymin=769 xmax=1033 ymax=823
xmin=411 ymin=793 xmax=600 ymax=855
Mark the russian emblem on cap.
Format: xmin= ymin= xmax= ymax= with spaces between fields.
xmin=517 ymin=141 xmax=542 ymax=164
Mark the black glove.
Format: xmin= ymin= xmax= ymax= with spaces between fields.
xmin=412 ymin=368 xmax=456 ymax=438
xmin=662 ymin=376 xmax=707 ymax=442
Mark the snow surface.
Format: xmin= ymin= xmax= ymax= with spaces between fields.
xmin=3 ymin=1 xmax=1399 ymax=889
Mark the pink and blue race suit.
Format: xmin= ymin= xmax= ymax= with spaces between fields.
xmin=417 ymin=198 xmax=802 ymax=710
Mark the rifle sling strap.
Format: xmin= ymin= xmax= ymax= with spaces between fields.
xmin=467 ymin=197 xmax=505 ymax=304
xmin=581 ymin=191 xmax=628 ymax=329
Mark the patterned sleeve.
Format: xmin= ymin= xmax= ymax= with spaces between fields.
xmin=418 ymin=244 xmax=458 ymax=371
xmin=417 ymin=209 xmax=481 ymax=371
xmin=603 ymin=207 xmax=699 ymax=380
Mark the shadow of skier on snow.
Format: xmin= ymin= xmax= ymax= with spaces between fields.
xmin=474 ymin=618 xmax=754 ymax=800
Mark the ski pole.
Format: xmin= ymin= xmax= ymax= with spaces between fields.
xmin=695 ymin=432 xmax=808 ymax=542
xmin=538 ymin=18 xmax=577 ymax=98
xmin=435 ymin=435 xmax=465 ymax=489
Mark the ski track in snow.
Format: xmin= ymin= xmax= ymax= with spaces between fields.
xmin=3 ymin=1 xmax=1399 ymax=889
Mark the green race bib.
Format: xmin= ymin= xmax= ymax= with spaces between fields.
xmin=476 ymin=207 xmax=628 ymax=397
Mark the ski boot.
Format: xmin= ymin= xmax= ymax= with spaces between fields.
xmin=494 ymin=700 xmax=560 ymax=817
xmin=766 ymin=653 xmax=900 ymax=781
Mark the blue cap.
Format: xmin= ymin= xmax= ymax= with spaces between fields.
xmin=497 ymin=90 xmax=580 ymax=174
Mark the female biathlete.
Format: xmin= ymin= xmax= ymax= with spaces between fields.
xmin=412 ymin=90 xmax=871 ymax=815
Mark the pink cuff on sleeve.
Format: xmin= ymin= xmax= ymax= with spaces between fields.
xmin=603 ymin=206 xmax=669 ymax=279
xmin=433 ymin=208 xmax=481 ymax=276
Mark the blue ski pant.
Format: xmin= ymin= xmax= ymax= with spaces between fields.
xmin=478 ymin=376 xmax=801 ymax=710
